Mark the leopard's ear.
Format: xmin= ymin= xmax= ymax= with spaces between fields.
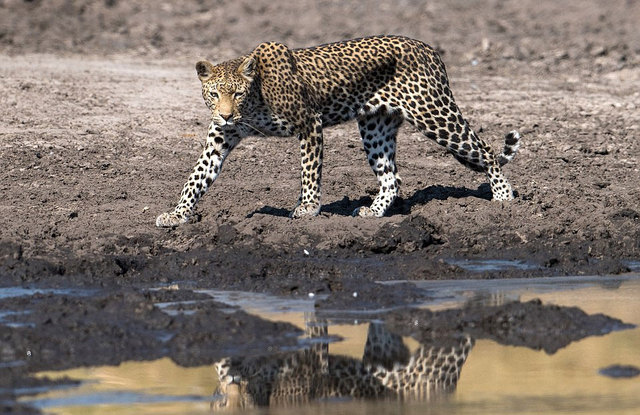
xmin=196 ymin=60 xmax=215 ymax=82
xmin=237 ymin=56 xmax=256 ymax=82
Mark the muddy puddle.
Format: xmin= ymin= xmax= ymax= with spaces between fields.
xmin=10 ymin=276 xmax=638 ymax=415
xmin=444 ymin=258 xmax=539 ymax=273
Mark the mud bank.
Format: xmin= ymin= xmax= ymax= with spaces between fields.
xmin=1 ymin=286 xmax=634 ymax=413
xmin=1 ymin=1 xmax=639 ymax=292
xmin=1 ymin=0 xmax=640 ymax=412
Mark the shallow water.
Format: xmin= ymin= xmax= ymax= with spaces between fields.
xmin=445 ymin=258 xmax=538 ymax=272
xmin=0 ymin=287 xmax=94 ymax=300
xmin=21 ymin=276 xmax=640 ymax=415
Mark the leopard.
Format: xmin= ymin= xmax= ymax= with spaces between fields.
xmin=211 ymin=318 xmax=474 ymax=410
xmin=156 ymin=35 xmax=520 ymax=227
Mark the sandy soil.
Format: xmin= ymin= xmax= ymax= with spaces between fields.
xmin=1 ymin=0 xmax=640 ymax=292
xmin=1 ymin=0 xmax=639 ymax=412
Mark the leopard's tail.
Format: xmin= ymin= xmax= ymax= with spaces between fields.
xmin=497 ymin=130 xmax=521 ymax=166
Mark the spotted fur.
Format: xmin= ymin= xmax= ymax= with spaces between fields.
xmin=156 ymin=35 xmax=520 ymax=226
xmin=211 ymin=319 xmax=474 ymax=410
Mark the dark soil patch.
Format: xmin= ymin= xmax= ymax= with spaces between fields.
xmin=384 ymin=298 xmax=635 ymax=354
xmin=1 ymin=0 xmax=639 ymax=412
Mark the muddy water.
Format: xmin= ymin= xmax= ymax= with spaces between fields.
xmin=22 ymin=276 xmax=640 ymax=415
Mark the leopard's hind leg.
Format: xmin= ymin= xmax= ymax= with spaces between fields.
xmin=403 ymin=103 xmax=518 ymax=201
xmin=353 ymin=110 xmax=403 ymax=217
xmin=379 ymin=48 xmax=519 ymax=201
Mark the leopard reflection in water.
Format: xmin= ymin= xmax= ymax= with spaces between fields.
xmin=211 ymin=316 xmax=473 ymax=410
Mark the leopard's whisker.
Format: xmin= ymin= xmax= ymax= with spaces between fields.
xmin=238 ymin=121 xmax=268 ymax=138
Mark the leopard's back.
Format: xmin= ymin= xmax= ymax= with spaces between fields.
xmin=212 ymin=321 xmax=474 ymax=409
xmin=288 ymin=36 xmax=443 ymax=126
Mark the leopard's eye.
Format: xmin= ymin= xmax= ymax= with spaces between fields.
xmin=234 ymin=91 xmax=245 ymax=99
xmin=210 ymin=92 xmax=219 ymax=99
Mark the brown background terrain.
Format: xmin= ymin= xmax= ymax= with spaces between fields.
xmin=1 ymin=1 xmax=640 ymax=412
xmin=1 ymin=0 xmax=639 ymax=291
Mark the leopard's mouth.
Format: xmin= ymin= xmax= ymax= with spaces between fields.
xmin=213 ymin=117 xmax=234 ymax=127
xmin=213 ymin=115 xmax=243 ymax=128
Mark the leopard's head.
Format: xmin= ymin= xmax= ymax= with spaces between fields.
xmin=211 ymin=381 xmax=252 ymax=411
xmin=211 ymin=359 xmax=255 ymax=411
xmin=196 ymin=56 xmax=256 ymax=127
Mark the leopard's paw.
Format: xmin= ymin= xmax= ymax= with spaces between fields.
xmin=155 ymin=211 xmax=188 ymax=227
xmin=290 ymin=203 xmax=320 ymax=218
xmin=492 ymin=192 xmax=514 ymax=202
xmin=491 ymin=184 xmax=514 ymax=201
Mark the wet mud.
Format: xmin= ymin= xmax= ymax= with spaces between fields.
xmin=1 ymin=0 xmax=640 ymax=294
xmin=2 ymin=286 xmax=634 ymax=413
xmin=1 ymin=0 xmax=640 ymax=413
xmin=382 ymin=299 xmax=635 ymax=354
xmin=212 ymin=300 xmax=634 ymax=410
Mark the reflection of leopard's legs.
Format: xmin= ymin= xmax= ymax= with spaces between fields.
xmin=363 ymin=322 xmax=410 ymax=370
xmin=213 ymin=315 xmax=477 ymax=408
xmin=369 ymin=334 xmax=475 ymax=399
xmin=303 ymin=312 xmax=329 ymax=374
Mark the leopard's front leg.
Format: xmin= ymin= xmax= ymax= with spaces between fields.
xmin=156 ymin=123 xmax=243 ymax=227
xmin=290 ymin=114 xmax=323 ymax=218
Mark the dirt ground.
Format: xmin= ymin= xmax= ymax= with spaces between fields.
xmin=2 ymin=0 xmax=640 ymax=292
xmin=1 ymin=0 xmax=639 ymax=412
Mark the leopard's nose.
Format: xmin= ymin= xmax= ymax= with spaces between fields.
xmin=224 ymin=375 xmax=242 ymax=384
xmin=220 ymin=113 xmax=233 ymax=121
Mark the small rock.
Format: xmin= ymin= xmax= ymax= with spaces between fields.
xmin=590 ymin=45 xmax=607 ymax=57
xmin=481 ymin=37 xmax=491 ymax=52
xmin=12 ymin=245 xmax=23 ymax=260
xmin=599 ymin=364 xmax=640 ymax=378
